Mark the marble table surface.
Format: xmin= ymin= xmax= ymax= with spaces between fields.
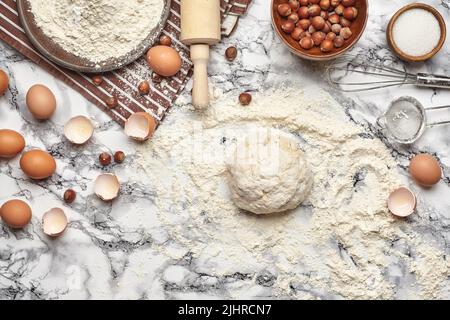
xmin=1 ymin=0 xmax=450 ymax=300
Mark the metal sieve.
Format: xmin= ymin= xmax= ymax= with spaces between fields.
xmin=377 ymin=96 xmax=450 ymax=144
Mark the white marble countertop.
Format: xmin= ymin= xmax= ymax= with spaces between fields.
xmin=1 ymin=0 xmax=450 ymax=299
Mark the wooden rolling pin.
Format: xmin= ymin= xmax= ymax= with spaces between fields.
xmin=181 ymin=0 xmax=221 ymax=110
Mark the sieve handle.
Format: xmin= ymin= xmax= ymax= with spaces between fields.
xmin=376 ymin=115 xmax=387 ymax=129
xmin=416 ymin=73 xmax=450 ymax=89
xmin=427 ymin=120 xmax=450 ymax=127
xmin=425 ymin=105 xmax=450 ymax=126
xmin=376 ymin=115 xmax=390 ymax=137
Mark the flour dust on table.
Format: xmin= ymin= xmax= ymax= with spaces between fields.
xmin=138 ymin=88 xmax=449 ymax=299
xmin=29 ymin=0 xmax=165 ymax=63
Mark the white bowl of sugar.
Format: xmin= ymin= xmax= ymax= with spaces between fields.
xmin=387 ymin=3 xmax=446 ymax=62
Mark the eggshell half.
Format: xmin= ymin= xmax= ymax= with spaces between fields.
xmin=124 ymin=112 xmax=157 ymax=141
xmin=42 ymin=208 xmax=68 ymax=237
xmin=388 ymin=187 xmax=416 ymax=218
xmin=64 ymin=116 xmax=94 ymax=145
xmin=94 ymin=174 xmax=120 ymax=201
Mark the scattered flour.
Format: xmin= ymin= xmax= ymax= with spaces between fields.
xmin=137 ymin=87 xmax=449 ymax=299
xmin=29 ymin=0 xmax=165 ymax=63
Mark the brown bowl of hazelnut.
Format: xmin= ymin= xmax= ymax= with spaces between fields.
xmin=271 ymin=0 xmax=368 ymax=61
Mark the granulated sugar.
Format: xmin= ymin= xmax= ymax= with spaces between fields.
xmin=137 ymin=87 xmax=450 ymax=299
xmin=392 ymin=8 xmax=441 ymax=57
xmin=29 ymin=0 xmax=165 ymax=63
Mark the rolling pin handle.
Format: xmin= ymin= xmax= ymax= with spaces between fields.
xmin=190 ymin=44 xmax=210 ymax=110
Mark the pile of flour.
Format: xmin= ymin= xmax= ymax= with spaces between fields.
xmin=137 ymin=88 xmax=449 ymax=299
xmin=30 ymin=0 xmax=164 ymax=63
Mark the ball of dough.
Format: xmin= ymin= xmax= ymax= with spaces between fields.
xmin=227 ymin=128 xmax=313 ymax=214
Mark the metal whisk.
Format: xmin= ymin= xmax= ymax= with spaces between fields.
xmin=326 ymin=55 xmax=450 ymax=92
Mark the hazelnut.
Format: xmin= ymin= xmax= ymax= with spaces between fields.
xmin=340 ymin=17 xmax=351 ymax=27
xmin=320 ymin=10 xmax=329 ymax=20
xmin=341 ymin=0 xmax=355 ymax=6
xmin=288 ymin=12 xmax=300 ymax=23
xmin=330 ymin=0 xmax=341 ymax=6
xmin=225 ymin=46 xmax=238 ymax=61
xmin=311 ymin=16 xmax=325 ymax=30
xmin=106 ymin=96 xmax=118 ymax=109
xmin=343 ymin=7 xmax=358 ymax=20
xmin=289 ymin=0 xmax=300 ymax=11
xmin=299 ymin=0 xmax=309 ymax=5
xmin=308 ymin=4 xmax=321 ymax=17
xmin=291 ymin=27 xmax=304 ymax=41
xmin=323 ymin=21 xmax=332 ymax=33
xmin=92 ymin=75 xmax=103 ymax=86
xmin=340 ymin=26 xmax=352 ymax=39
xmin=299 ymin=31 xmax=311 ymax=39
xmin=99 ymin=152 xmax=112 ymax=166
xmin=239 ymin=92 xmax=252 ymax=106
xmin=326 ymin=32 xmax=337 ymax=40
xmin=335 ymin=4 xmax=345 ymax=15
xmin=320 ymin=0 xmax=330 ymax=10
xmin=277 ymin=4 xmax=292 ymax=17
xmin=312 ymin=31 xmax=326 ymax=46
xmin=298 ymin=6 xmax=309 ymax=19
xmin=297 ymin=19 xmax=311 ymax=30
xmin=334 ymin=36 xmax=345 ymax=48
xmin=114 ymin=151 xmax=125 ymax=164
xmin=331 ymin=23 xmax=342 ymax=34
xmin=328 ymin=13 xmax=340 ymax=24
xmin=308 ymin=25 xmax=317 ymax=34
xmin=299 ymin=36 xmax=314 ymax=49
xmin=282 ymin=20 xmax=296 ymax=34
xmin=63 ymin=189 xmax=76 ymax=204
xmin=138 ymin=81 xmax=150 ymax=95
xmin=309 ymin=0 xmax=320 ymax=4
xmin=159 ymin=35 xmax=172 ymax=46
xmin=320 ymin=39 xmax=334 ymax=52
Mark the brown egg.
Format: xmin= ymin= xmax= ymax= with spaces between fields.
xmin=146 ymin=46 xmax=182 ymax=77
xmin=0 ymin=69 xmax=9 ymax=96
xmin=0 ymin=199 xmax=32 ymax=228
xmin=409 ymin=154 xmax=442 ymax=187
xmin=20 ymin=149 xmax=56 ymax=179
xmin=0 ymin=129 xmax=25 ymax=158
xmin=26 ymin=84 xmax=57 ymax=120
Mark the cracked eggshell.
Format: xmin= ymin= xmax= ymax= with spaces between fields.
xmin=124 ymin=112 xmax=157 ymax=141
xmin=388 ymin=187 xmax=416 ymax=218
xmin=42 ymin=208 xmax=68 ymax=237
xmin=94 ymin=174 xmax=120 ymax=201
xmin=64 ymin=116 xmax=94 ymax=145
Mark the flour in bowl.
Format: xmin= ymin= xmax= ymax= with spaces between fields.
xmin=29 ymin=0 xmax=165 ymax=63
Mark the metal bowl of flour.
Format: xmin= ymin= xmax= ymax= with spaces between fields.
xmin=17 ymin=0 xmax=172 ymax=73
